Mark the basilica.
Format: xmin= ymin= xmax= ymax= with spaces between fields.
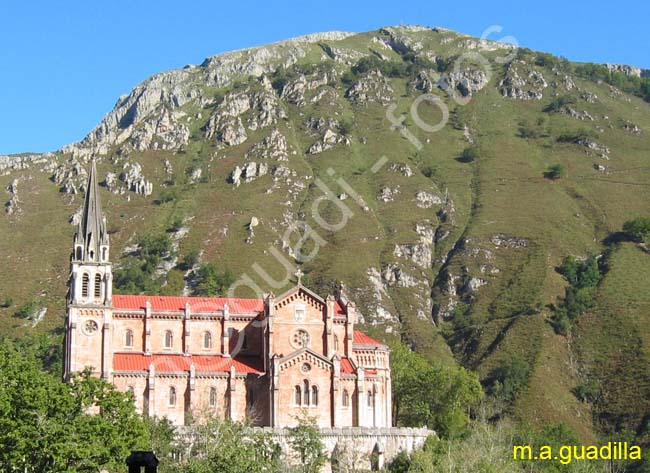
xmin=63 ymin=160 xmax=392 ymax=428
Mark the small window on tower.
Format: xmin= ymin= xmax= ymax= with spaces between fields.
xmin=209 ymin=387 xmax=217 ymax=407
xmin=102 ymin=247 xmax=107 ymax=261
xmin=342 ymin=389 xmax=349 ymax=407
xmin=76 ymin=247 xmax=82 ymax=260
xmin=203 ymin=332 xmax=212 ymax=349
xmin=169 ymin=387 xmax=176 ymax=406
xmin=82 ymin=273 xmax=90 ymax=297
xmin=94 ymin=274 xmax=102 ymax=298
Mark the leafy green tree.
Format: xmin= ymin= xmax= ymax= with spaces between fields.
xmin=488 ymin=355 xmax=531 ymax=402
xmin=458 ymin=146 xmax=480 ymax=163
xmin=194 ymin=263 xmax=235 ymax=296
xmin=183 ymin=419 xmax=282 ymax=473
xmin=288 ymin=417 xmax=326 ymax=473
xmin=623 ymin=217 xmax=650 ymax=244
xmin=0 ymin=340 xmax=148 ymax=472
xmin=544 ymin=164 xmax=566 ymax=180
xmin=390 ymin=343 xmax=483 ymax=438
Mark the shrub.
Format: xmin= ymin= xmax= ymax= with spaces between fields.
xmin=155 ymin=189 xmax=178 ymax=205
xmin=194 ymin=263 xmax=235 ymax=296
xmin=544 ymin=164 xmax=566 ymax=180
xmin=1 ymin=297 xmax=12 ymax=308
xmin=557 ymin=128 xmax=596 ymax=143
xmin=338 ymin=117 xmax=354 ymax=136
xmin=544 ymin=94 xmax=577 ymax=113
xmin=623 ymin=217 xmax=650 ymax=244
xmin=573 ymin=378 xmax=601 ymax=403
xmin=489 ymin=356 xmax=531 ymax=402
xmin=178 ymin=249 xmax=200 ymax=271
xmin=14 ymin=299 xmax=39 ymax=319
xmin=167 ymin=215 xmax=184 ymax=233
xmin=459 ymin=146 xmax=480 ymax=163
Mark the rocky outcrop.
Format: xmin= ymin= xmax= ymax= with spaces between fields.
xmin=606 ymin=64 xmax=650 ymax=78
xmin=120 ymin=162 xmax=153 ymax=196
xmin=441 ymin=67 xmax=489 ymax=97
xmin=388 ymin=163 xmax=413 ymax=177
xmin=415 ymin=191 xmax=442 ymax=208
xmin=307 ymin=128 xmax=350 ymax=154
xmin=229 ymin=161 xmax=269 ymax=187
xmin=51 ymin=157 xmax=87 ymax=194
xmin=0 ymin=153 xmax=53 ymax=176
xmin=246 ymin=129 xmax=290 ymax=161
xmin=559 ymin=107 xmax=594 ymax=121
xmin=378 ymin=186 xmax=400 ymax=203
xmin=346 ymin=70 xmax=394 ymax=105
xmin=5 ymin=178 xmax=21 ymax=215
xmin=499 ymin=60 xmax=547 ymax=100
xmin=280 ymin=70 xmax=336 ymax=106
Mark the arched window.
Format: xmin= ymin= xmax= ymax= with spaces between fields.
xmin=294 ymin=386 xmax=302 ymax=406
xmin=303 ymin=380 xmax=310 ymax=406
xmin=94 ymin=273 xmax=102 ymax=298
xmin=209 ymin=387 xmax=217 ymax=407
xmin=164 ymin=330 xmax=173 ymax=349
xmin=334 ymin=335 xmax=339 ymax=352
xmin=203 ymin=332 xmax=212 ymax=349
xmin=102 ymin=247 xmax=107 ymax=261
xmin=311 ymin=385 xmax=318 ymax=406
xmin=342 ymin=389 xmax=349 ymax=407
xmin=125 ymin=329 xmax=133 ymax=348
xmin=169 ymin=387 xmax=176 ymax=406
xmin=367 ymin=390 xmax=373 ymax=407
xmin=81 ymin=273 xmax=90 ymax=297
xmin=75 ymin=246 xmax=82 ymax=260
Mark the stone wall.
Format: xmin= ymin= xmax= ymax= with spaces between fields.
xmin=259 ymin=426 xmax=433 ymax=472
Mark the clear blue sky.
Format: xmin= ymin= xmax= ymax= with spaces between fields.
xmin=1 ymin=0 xmax=648 ymax=155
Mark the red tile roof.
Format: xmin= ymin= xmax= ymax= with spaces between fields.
xmin=334 ymin=301 xmax=346 ymax=315
xmin=353 ymin=330 xmax=386 ymax=346
xmin=112 ymin=295 xmax=264 ymax=313
xmin=340 ymin=357 xmax=355 ymax=374
xmin=113 ymin=353 xmax=262 ymax=374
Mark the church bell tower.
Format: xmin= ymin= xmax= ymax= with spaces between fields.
xmin=64 ymin=158 xmax=113 ymax=381
xmin=69 ymin=158 xmax=112 ymax=305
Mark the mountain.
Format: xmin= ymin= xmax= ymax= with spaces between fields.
xmin=2 ymin=25 xmax=650 ymax=444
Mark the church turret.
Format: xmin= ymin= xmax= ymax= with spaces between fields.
xmin=69 ymin=158 xmax=112 ymax=305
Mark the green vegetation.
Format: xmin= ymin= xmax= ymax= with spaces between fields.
xmin=0 ymin=339 xmax=148 ymax=472
xmin=114 ymin=232 xmax=174 ymax=294
xmin=13 ymin=298 xmax=39 ymax=318
xmin=487 ymin=355 xmax=531 ymax=403
xmin=574 ymin=63 xmax=650 ymax=102
xmin=551 ymin=255 xmax=603 ymax=334
xmin=458 ymin=146 xmax=480 ymax=163
xmin=194 ymin=263 xmax=235 ymax=296
xmin=623 ymin=216 xmax=650 ymax=244
xmin=390 ymin=342 xmax=483 ymax=438
xmin=543 ymin=94 xmax=577 ymax=113
xmin=544 ymin=164 xmax=566 ymax=180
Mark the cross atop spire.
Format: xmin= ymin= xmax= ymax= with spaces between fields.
xmin=73 ymin=158 xmax=109 ymax=263
xmin=295 ymin=268 xmax=303 ymax=286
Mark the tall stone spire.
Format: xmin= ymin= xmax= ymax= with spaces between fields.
xmin=73 ymin=158 xmax=109 ymax=262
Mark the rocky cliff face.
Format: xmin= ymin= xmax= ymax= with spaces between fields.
xmin=2 ymin=25 xmax=650 ymax=443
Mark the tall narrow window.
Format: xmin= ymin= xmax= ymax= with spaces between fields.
xmin=209 ymin=387 xmax=217 ymax=407
xmin=94 ymin=274 xmax=102 ymax=298
xmin=367 ymin=390 xmax=373 ymax=407
xmin=82 ymin=273 xmax=90 ymax=297
xmin=303 ymin=380 xmax=310 ymax=406
xmin=294 ymin=386 xmax=302 ymax=406
xmin=333 ymin=335 xmax=339 ymax=352
xmin=342 ymin=389 xmax=349 ymax=407
xmin=76 ymin=247 xmax=82 ymax=260
xmin=169 ymin=387 xmax=176 ymax=406
xmin=164 ymin=330 xmax=173 ymax=349
xmin=203 ymin=332 xmax=212 ymax=349
xmin=125 ymin=329 xmax=133 ymax=348
xmin=311 ymin=385 xmax=318 ymax=406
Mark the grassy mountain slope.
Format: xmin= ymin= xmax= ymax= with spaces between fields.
xmin=1 ymin=25 xmax=649 ymax=444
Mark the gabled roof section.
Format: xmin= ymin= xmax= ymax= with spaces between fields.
xmin=74 ymin=158 xmax=108 ymax=261
xmin=113 ymin=353 xmax=262 ymax=374
xmin=112 ymin=295 xmax=264 ymax=313
xmin=340 ymin=357 xmax=356 ymax=374
xmin=274 ymin=284 xmax=325 ymax=309
xmin=353 ymin=330 xmax=387 ymax=348
xmin=273 ymin=283 xmax=347 ymax=315
xmin=277 ymin=347 xmax=333 ymax=372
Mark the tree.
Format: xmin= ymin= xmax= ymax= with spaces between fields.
xmin=488 ymin=355 xmax=531 ymax=403
xmin=0 ymin=340 xmax=148 ymax=472
xmin=544 ymin=164 xmax=566 ymax=180
xmin=458 ymin=146 xmax=480 ymax=163
xmin=288 ymin=417 xmax=326 ymax=473
xmin=194 ymin=263 xmax=235 ymax=296
xmin=623 ymin=217 xmax=650 ymax=244
xmin=389 ymin=342 xmax=483 ymax=438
